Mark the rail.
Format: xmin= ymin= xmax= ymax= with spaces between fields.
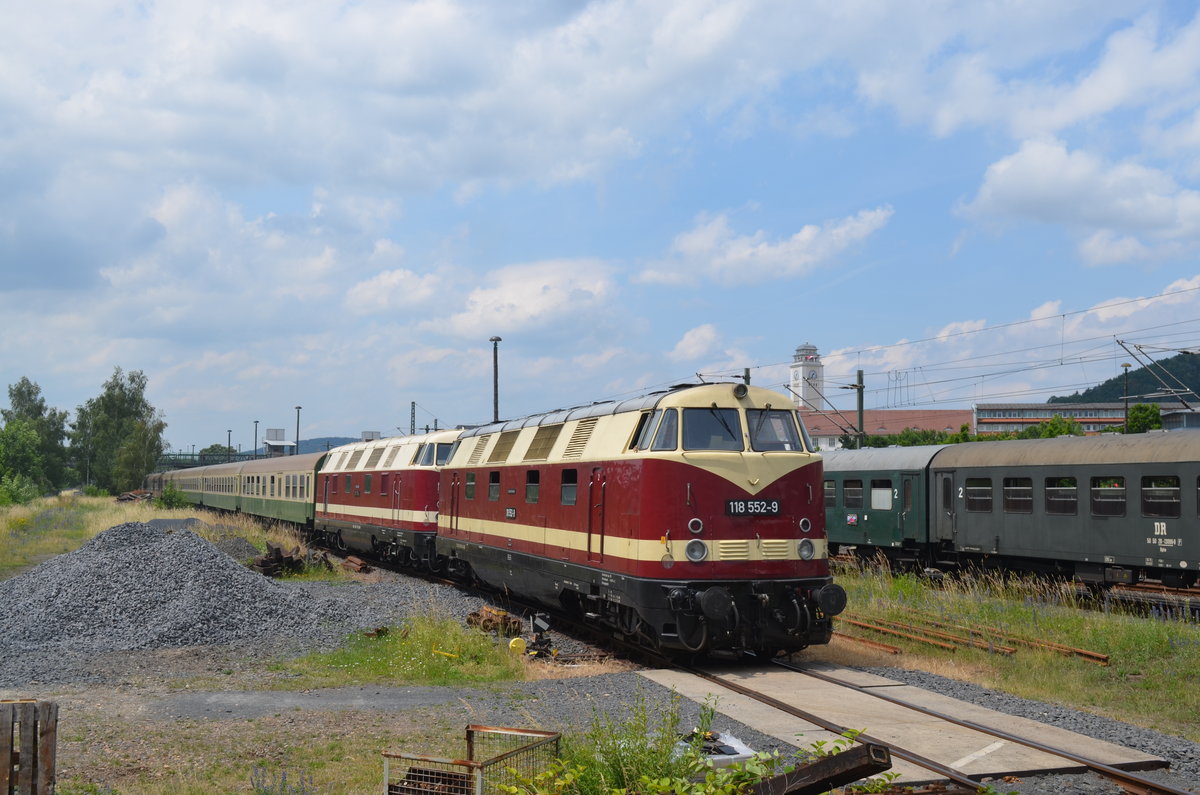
xmin=772 ymin=661 xmax=1190 ymax=795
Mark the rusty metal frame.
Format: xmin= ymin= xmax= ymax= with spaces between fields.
xmin=383 ymin=724 xmax=560 ymax=795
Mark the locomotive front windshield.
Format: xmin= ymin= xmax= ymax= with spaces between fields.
xmin=682 ymin=407 xmax=743 ymax=451
xmin=748 ymin=409 xmax=803 ymax=451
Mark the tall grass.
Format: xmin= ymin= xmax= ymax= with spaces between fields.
xmin=0 ymin=495 xmax=322 ymax=579
xmin=833 ymin=559 xmax=1200 ymax=740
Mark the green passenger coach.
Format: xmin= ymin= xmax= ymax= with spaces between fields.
xmin=240 ymin=452 xmax=327 ymax=526
xmin=822 ymin=445 xmax=945 ymax=568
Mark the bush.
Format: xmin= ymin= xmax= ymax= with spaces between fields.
xmin=153 ymin=481 xmax=190 ymax=509
xmin=0 ymin=473 xmax=40 ymax=506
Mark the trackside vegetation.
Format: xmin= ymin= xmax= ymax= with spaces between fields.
xmin=832 ymin=559 xmax=1200 ymax=742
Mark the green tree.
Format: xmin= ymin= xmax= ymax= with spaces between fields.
xmin=70 ymin=368 xmax=168 ymax=493
xmin=198 ymin=442 xmax=234 ymax=465
xmin=0 ymin=418 xmax=46 ymax=493
xmin=2 ymin=377 xmax=69 ymax=490
xmin=1018 ymin=414 xmax=1084 ymax=439
xmin=1126 ymin=403 xmax=1163 ymax=434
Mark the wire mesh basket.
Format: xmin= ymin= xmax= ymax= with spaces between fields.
xmin=384 ymin=724 xmax=561 ymax=795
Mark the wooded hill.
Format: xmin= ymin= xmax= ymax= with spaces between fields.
xmin=1049 ymin=351 xmax=1199 ymax=405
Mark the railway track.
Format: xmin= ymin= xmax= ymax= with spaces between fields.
xmin=645 ymin=661 xmax=1191 ymax=794
xmin=310 ymin=543 xmax=1195 ymax=793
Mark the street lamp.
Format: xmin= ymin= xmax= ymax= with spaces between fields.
xmin=253 ymin=420 xmax=259 ymax=460
xmin=227 ymin=429 xmax=232 ymax=462
xmin=295 ymin=406 xmax=302 ymax=455
xmin=489 ymin=336 xmax=502 ymax=423
xmin=1121 ymin=363 xmax=1132 ymax=432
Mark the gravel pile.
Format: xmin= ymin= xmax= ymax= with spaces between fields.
xmin=0 ymin=523 xmax=348 ymax=658
xmin=0 ymin=521 xmax=585 ymax=687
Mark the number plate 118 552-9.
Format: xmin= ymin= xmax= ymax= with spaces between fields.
xmin=725 ymin=499 xmax=781 ymax=516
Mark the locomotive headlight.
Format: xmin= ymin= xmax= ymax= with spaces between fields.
xmin=688 ymin=518 xmax=704 ymax=534
xmin=685 ymin=539 xmax=709 ymax=562
xmin=798 ymin=517 xmax=811 ymax=534
xmin=798 ymin=539 xmax=815 ymax=560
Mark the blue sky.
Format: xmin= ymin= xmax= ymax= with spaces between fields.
xmin=2 ymin=0 xmax=1200 ymax=453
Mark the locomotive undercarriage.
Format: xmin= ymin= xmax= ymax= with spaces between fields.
xmin=438 ymin=541 xmax=846 ymax=658
xmin=310 ymin=521 xmax=439 ymax=570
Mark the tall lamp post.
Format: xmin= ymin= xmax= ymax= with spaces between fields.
xmin=489 ymin=336 xmax=502 ymax=423
xmin=1121 ymin=362 xmax=1132 ymax=432
xmin=253 ymin=420 xmax=259 ymax=460
xmin=295 ymin=406 xmax=302 ymax=455
xmin=226 ymin=429 xmax=232 ymax=462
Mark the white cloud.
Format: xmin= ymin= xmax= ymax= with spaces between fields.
xmin=669 ymin=324 xmax=719 ymax=361
xmin=344 ymin=269 xmax=440 ymax=315
xmin=963 ymin=138 xmax=1200 ymax=264
xmin=441 ymin=259 xmax=614 ymax=337
xmin=639 ymin=206 xmax=893 ymax=286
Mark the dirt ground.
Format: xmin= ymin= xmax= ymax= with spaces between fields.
xmin=2 ymin=644 xmax=640 ymax=794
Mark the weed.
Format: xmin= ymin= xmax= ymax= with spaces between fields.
xmin=250 ymin=766 xmax=319 ymax=794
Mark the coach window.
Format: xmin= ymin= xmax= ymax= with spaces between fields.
xmin=870 ymin=479 xmax=893 ymax=510
xmin=1090 ymin=476 xmax=1125 ymax=518
xmin=1045 ymin=477 xmax=1077 ymax=515
xmin=561 ymin=469 xmax=578 ymax=506
xmin=682 ymin=407 xmax=743 ymax=451
xmin=824 ymin=480 xmax=835 ymax=508
xmin=364 ymin=474 xmax=372 ymax=495
xmin=1003 ymin=477 xmax=1033 ymax=514
xmin=965 ymin=478 xmax=992 ymax=512
xmin=651 ymin=409 xmax=678 ymax=450
xmin=1142 ymin=476 xmax=1180 ymax=518
xmin=488 ymin=471 xmax=501 ymax=501
xmin=526 ymin=470 xmax=540 ymax=503
xmin=844 ymin=479 xmax=863 ymax=510
xmin=465 ymin=472 xmax=476 ymax=499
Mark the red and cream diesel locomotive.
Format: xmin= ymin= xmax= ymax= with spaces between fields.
xmin=311 ymin=429 xmax=461 ymax=569
xmin=150 ymin=382 xmax=846 ymax=657
xmin=436 ymin=382 xmax=846 ymax=656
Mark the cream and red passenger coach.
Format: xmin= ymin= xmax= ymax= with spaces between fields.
xmin=436 ymin=382 xmax=846 ymax=656
xmin=313 ymin=429 xmax=460 ymax=567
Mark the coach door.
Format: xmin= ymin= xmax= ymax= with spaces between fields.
xmin=933 ymin=470 xmax=956 ymax=543
xmin=390 ymin=475 xmax=402 ymax=525
xmin=587 ymin=467 xmax=606 ymax=562
xmin=446 ymin=473 xmax=460 ymax=535
xmin=900 ymin=474 xmax=916 ymax=541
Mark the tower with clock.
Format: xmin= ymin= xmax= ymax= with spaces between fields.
xmin=789 ymin=343 xmax=825 ymax=411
